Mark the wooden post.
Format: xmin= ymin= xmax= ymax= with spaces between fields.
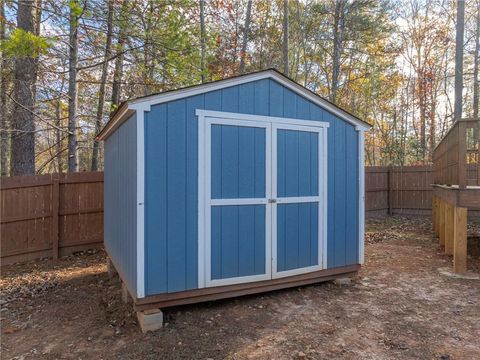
xmin=51 ymin=176 xmax=60 ymax=259
xmin=388 ymin=167 xmax=393 ymax=215
xmin=432 ymin=196 xmax=437 ymax=236
xmin=436 ymin=197 xmax=441 ymax=238
xmin=453 ymin=206 xmax=468 ymax=274
xmin=445 ymin=202 xmax=454 ymax=255
xmin=439 ymin=199 xmax=446 ymax=247
xmin=458 ymin=121 xmax=467 ymax=189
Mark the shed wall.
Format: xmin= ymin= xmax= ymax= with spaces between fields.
xmin=104 ymin=114 xmax=137 ymax=294
xmin=144 ymin=78 xmax=359 ymax=296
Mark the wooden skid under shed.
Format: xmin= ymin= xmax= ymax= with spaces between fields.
xmin=133 ymin=264 xmax=360 ymax=311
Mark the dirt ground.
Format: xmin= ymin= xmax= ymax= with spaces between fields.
xmin=1 ymin=216 xmax=480 ymax=360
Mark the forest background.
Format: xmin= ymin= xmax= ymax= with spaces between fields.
xmin=1 ymin=0 xmax=479 ymax=175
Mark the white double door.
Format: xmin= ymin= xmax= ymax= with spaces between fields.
xmin=198 ymin=112 xmax=327 ymax=288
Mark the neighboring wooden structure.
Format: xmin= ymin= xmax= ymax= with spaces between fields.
xmin=1 ymin=172 xmax=104 ymax=265
xmin=432 ymin=118 xmax=480 ymax=274
xmin=366 ymin=166 xmax=433 ymax=217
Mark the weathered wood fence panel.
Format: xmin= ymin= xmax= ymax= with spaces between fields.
xmin=1 ymin=167 xmax=434 ymax=265
xmin=365 ymin=166 xmax=433 ymax=217
xmin=1 ymin=172 xmax=103 ymax=265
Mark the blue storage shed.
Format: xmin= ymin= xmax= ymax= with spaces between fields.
xmin=99 ymin=69 xmax=370 ymax=316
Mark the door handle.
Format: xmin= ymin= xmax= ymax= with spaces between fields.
xmin=268 ymin=199 xmax=277 ymax=203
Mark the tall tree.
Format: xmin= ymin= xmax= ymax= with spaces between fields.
xmin=200 ymin=0 xmax=206 ymax=82
xmin=453 ymin=0 xmax=465 ymax=122
xmin=110 ymin=0 xmax=128 ymax=110
xmin=91 ymin=0 xmax=114 ymax=171
xmin=67 ymin=0 xmax=81 ymax=172
xmin=0 ymin=0 xmax=7 ymax=175
xmin=10 ymin=0 xmax=38 ymax=175
xmin=283 ymin=0 xmax=289 ymax=76
xmin=473 ymin=0 xmax=479 ymax=119
xmin=331 ymin=0 xmax=346 ymax=103
xmin=239 ymin=0 xmax=252 ymax=74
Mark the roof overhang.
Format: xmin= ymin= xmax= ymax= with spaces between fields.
xmin=97 ymin=69 xmax=371 ymax=141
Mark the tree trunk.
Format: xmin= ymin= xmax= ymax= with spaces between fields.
xmin=239 ymin=0 xmax=252 ymax=74
xmin=453 ymin=0 xmax=465 ymax=122
xmin=0 ymin=0 xmax=8 ymax=176
xmin=111 ymin=0 xmax=128 ymax=110
xmin=331 ymin=0 xmax=346 ymax=103
xmin=143 ymin=0 xmax=155 ymax=96
xmin=200 ymin=0 xmax=206 ymax=82
xmin=55 ymin=98 xmax=64 ymax=173
xmin=68 ymin=0 xmax=80 ymax=172
xmin=91 ymin=0 xmax=114 ymax=171
xmin=282 ymin=0 xmax=289 ymax=77
xmin=10 ymin=0 xmax=37 ymax=175
xmin=473 ymin=1 xmax=479 ymax=119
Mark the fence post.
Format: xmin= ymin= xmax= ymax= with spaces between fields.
xmin=458 ymin=121 xmax=467 ymax=189
xmin=52 ymin=175 xmax=60 ymax=259
xmin=388 ymin=167 xmax=393 ymax=215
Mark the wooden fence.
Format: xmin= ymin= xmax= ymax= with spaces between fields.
xmin=1 ymin=172 xmax=103 ymax=265
xmin=1 ymin=167 xmax=433 ymax=265
xmin=365 ymin=166 xmax=433 ymax=217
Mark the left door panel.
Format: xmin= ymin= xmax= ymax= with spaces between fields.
xmin=204 ymin=119 xmax=272 ymax=287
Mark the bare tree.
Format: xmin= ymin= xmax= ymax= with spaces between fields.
xmin=10 ymin=0 xmax=38 ymax=175
xmin=331 ymin=0 xmax=346 ymax=103
xmin=200 ymin=0 xmax=206 ymax=82
xmin=453 ymin=0 xmax=465 ymax=122
xmin=283 ymin=0 xmax=289 ymax=76
xmin=67 ymin=0 xmax=81 ymax=172
xmin=239 ymin=0 xmax=252 ymax=74
xmin=91 ymin=0 xmax=114 ymax=171
xmin=0 ymin=0 xmax=8 ymax=176
xmin=111 ymin=0 xmax=128 ymax=110
xmin=473 ymin=0 xmax=479 ymax=119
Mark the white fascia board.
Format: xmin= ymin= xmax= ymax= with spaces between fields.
xmin=102 ymin=70 xmax=369 ymax=140
xmin=265 ymin=72 xmax=371 ymax=131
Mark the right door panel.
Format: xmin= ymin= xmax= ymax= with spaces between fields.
xmin=273 ymin=125 xmax=326 ymax=278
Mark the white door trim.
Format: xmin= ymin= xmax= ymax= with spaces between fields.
xmin=271 ymin=124 xmax=328 ymax=279
xmin=196 ymin=109 xmax=330 ymax=129
xmin=197 ymin=110 xmax=328 ymax=288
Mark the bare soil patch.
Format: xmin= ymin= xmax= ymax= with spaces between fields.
xmin=1 ymin=216 xmax=480 ymax=360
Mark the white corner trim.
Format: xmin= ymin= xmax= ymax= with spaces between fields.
xmin=134 ymin=104 xmax=149 ymax=299
xmin=358 ymin=129 xmax=365 ymax=264
xmin=102 ymin=70 xmax=370 ymax=140
xmin=322 ymin=127 xmax=328 ymax=269
xmin=197 ymin=111 xmax=206 ymax=289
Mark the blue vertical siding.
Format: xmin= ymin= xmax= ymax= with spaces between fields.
xmin=143 ymin=78 xmax=360 ymax=296
xmin=211 ymin=125 xmax=265 ymax=199
xmin=277 ymin=203 xmax=319 ymax=271
xmin=104 ymin=114 xmax=137 ymax=294
xmin=211 ymin=205 xmax=266 ymax=279
xmin=277 ymin=129 xmax=318 ymax=197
